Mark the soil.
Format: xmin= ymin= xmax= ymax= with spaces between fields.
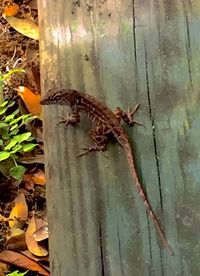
xmin=0 ymin=0 xmax=40 ymax=99
xmin=0 ymin=0 xmax=46 ymax=257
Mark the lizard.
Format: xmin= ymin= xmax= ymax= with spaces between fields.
xmin=41 ymin=88 xmax=173 ymax=255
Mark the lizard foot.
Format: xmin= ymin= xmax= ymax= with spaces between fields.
xmin=126 ymin=104 xmax=143 ymax=126
xmin=114 ymin=104 xmax=142 ymax=126
xmin=58 ymin=114 xmax=80 ymax=126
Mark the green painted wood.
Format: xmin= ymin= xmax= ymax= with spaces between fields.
xmin=38 ymin=0 xmax=200 ymax=275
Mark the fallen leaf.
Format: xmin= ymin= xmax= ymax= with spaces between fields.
xmin=3 ymin=3 xmax=20 ymax=17
xmin=16 ymin=86 xmax=41 ymax=116
xmin=33 ymin=225 xmax=49 ymax=242
xmin=0 ymin=261 xmax=9 ymax=275
xmin=0 ymin=251 xmax=49 ymax=275
xmin=4 ymin=16 xmax=39 ymax=40
xmin=32 ymin=169 xmax=46 ymax=186
xmin=25 ymin=215 xmax=48 ymax=257
xmin=9 ymin=193 xmax=28 ymax=229
xmin=20 ymin=250 xmax=49 ymax=263
xmin=6 ymin=227 xmax=24 ymax=239
xmin=5 ymin=232 xmax=27 ymax=251
xmin=33 ymin=217 xmax=48 ymax=241
xmin=23 ymin=173 xmax=35 ymax=190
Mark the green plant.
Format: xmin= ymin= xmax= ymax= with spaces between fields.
xmin=0 ymin=100 xmax=37 ymax=180
xmin=6 ymin=270 xmax=28 ymax=276
xmin=0 ymin=68 xmax=25 ymax=103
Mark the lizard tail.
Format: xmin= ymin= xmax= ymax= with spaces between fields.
xmin=123 ymin=143 xmax=173 ymax=255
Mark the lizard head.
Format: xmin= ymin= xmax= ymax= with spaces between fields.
xmin=40 ymin=89 xmax=78 ymax=105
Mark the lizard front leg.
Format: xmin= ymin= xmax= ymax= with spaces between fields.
xmin=78 ymin=125 xmax=111 ymax=157
xmin=58 ymin=107 xmax=80 ymax=126
xmin=114 ymin=104 xmax=142 ymax=126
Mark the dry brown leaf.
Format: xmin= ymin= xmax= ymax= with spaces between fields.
xmin=0 ymin=251 xmax=49 ymax=275
xmin=6 ymin=227 xmax=26 ymax=251
xmin=20 ymin=250 xmax=49 ymax=263
xmin=5 ymin=232 xmax=27 ymax=251
xmin=23 ymin=173 xmax=35 ymax=190
xmin=33 ymin=225 xmax=49 ymax=242
xmin=4 ymin=16 xmax=39 ymax=39
xmin=0 ymin=261 xmax=9 ymax=276
xmin=33 ymin=217 xmax=48 ymax=241
xmin=25 ymin=215 xmax=48 ymax=257
xmin=32 ymin=169 xmax=46 ymax=186
xmin=17 ymin=86 xmax=42 ymax=116
xmin=9 ymin=193 xmax=28 ymax=229
xmin=6 ymin=227 xmax=24 ymax=239
xmin=23 ymin=170 xmax=46 ymax=189
xmin=3 ymin=3 xmax=20 ymax=17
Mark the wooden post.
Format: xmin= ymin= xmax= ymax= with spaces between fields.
xmin=38 ymin=0 xmax=200 ymax=275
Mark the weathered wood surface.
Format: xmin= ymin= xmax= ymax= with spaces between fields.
xmin=38 ymin=0 xmax=200 ymax=275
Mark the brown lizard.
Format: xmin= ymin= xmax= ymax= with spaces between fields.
xmin=41 ymin=88 xmax=173 ymax=255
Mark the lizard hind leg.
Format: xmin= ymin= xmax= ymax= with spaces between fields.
xmin=78 ymin=125 xmax=111 ymax=157
xmin=114 ymin=104 xmax=142 ymax=126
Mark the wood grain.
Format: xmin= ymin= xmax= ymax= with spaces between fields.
xmin=38 ymin=0 xmax=200 ymax=275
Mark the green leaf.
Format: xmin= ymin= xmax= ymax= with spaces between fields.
xmin=26 ymin=136 xmax=35 ymax=142
xmin=9 ymin=115 xmax=23 ymax=125
xmin=4 ymin=139 xmax=18 ymax=151
xmin=21 ymin=114 xmax=32 ymax=121
xmin=22 ymin=143 xmax=37 ymax=152
xmin=9 ymin=165 xmax=26 ymax=180
xmin=0 ymin=139 xmax=3 ymax=146
xmin=13 ymin=132 xmax=31 ymax=143
xmin=22 ymin=114 xmax=36 ymax=124
xmin=6 ymin=270 xmax=28 ymax=276
xmin=10 ymin=144 xmax=22 ymax=153
xmin=0 ymin=122 xmax=8 ymax=128
xmin=4 ymin=109 xmax=19 ymax=122
xmin=2 ymin=132 xmax=10 ymax=140
xmin=1 ymin=127 xmax=10 ymax=139
xmin=0 ymin=101 xmax=8 ymax=108
xmin=0 ymin=151 xmax=10 ymax=161
xmin=4 ymin=114 xmax=14 ymax=122
xmin=0 ymin=106 xmax=7 ymax=115
xmin=21 ymin=114 xmax=30 ymax=119
xmin=10 ymin=128 xmax=19 ymax=136
xmin=10 ymin=123 xmax=19 ymax=131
